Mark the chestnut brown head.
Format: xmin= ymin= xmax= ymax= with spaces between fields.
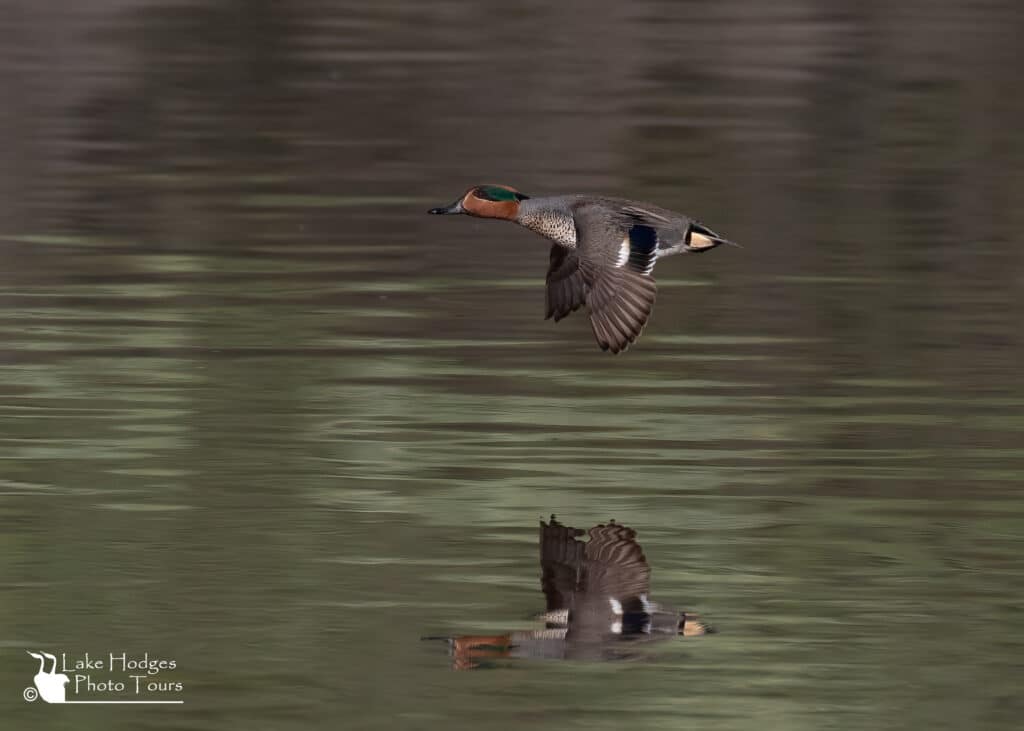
xmin=428 ymin=185 xmax=529 ymax=220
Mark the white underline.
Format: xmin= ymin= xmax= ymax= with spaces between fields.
xmin=61 ymin=700 xmax=184 ymax=704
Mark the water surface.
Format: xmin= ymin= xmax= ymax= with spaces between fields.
xmin=2 ymin=1 xmax=1023 ymax=729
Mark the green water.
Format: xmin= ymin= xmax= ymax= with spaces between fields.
xmin=2 ymin=1 xmax=1024 ymax=729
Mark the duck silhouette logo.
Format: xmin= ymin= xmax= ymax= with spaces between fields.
xmin=24 ymin=651 xmax=70 ymax=703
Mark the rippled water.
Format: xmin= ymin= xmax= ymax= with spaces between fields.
xmin=2 ymin=1 xmax=1023 ymax=729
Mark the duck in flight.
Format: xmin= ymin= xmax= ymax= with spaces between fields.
xmin=429 ymin=184 xmax=736 ymax=353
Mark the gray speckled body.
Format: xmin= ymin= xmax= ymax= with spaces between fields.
xmin=516 ymin=194 xmax=698 ymax=258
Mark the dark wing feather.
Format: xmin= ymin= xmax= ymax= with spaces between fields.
xmin=573 ymin=204 xmax=659 ymax=353
xmin=564 ymin=520 xmax=653 ymax=642
xmin=539 ymin=517 xmax=586 ymax=612
xmin=544 ymin=246 xmax=587 ymax=321
xmin=539 ymin=517 xmax=651 ymax=611
xmin=581 ymin=260 xmax=657 ymax=353
xmin=580 ymin=521 xmax=651 ymax=600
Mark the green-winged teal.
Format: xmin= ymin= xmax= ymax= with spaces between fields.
xmin=426 ymin=516 xmax=712 ymax=669
xmin=429 ymin=184 xmax=735 ymax=353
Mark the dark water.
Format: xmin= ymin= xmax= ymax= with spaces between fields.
xmin=2 ymin=1 xmax=1023 ymax=729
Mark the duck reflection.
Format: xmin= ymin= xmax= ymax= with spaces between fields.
xmin=434 ymin=516 xmax=712 ymax=669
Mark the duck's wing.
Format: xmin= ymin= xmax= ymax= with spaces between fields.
xmin=571 ymin=203 xmax=659 ymax=354
xmin=565 ymin=521 xmax=653 ymax=641
xmin=539 ymin=516 xmax=586 ymax=613
xmin=539 ymin=516 xmax=652 ymax=613
xmin=544 ymin=246 xmax=588 ymax=322
xmin=580 ymin=521 xmax=651 ymax=600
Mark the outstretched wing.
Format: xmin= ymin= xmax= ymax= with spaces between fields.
xmin=573 ymin=204 xmax=660 ymax=354
xmin=539 ymin=517 xmax=585 ymax=612
xmin=580 ymin=521 xmax=651 ymax=600
xmin=544 ymin=246 xmax=587 ymax=322
xmin=546 ymin=519 xmax=652 ymax=642
xmin=583 ymin=262 xmax=658 ymax=354
xmin=539 ymin=517 xmax=651 ymax=613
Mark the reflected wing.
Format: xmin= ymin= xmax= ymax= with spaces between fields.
xmin=580 ymin=521 xmax=650 ymax=600
xmin=539 ymin=517 xmax=585 ymax=612
xmin=540 ymin=517 xmax=651 ymax=617
xmin=556 ymin=520 xmax=652 ymax=642
xmin=545 ymin=246 xmax=588 ymax=321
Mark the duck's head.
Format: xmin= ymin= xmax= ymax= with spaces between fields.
xmin=428 ymin=184 xmax=529 ymax=220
